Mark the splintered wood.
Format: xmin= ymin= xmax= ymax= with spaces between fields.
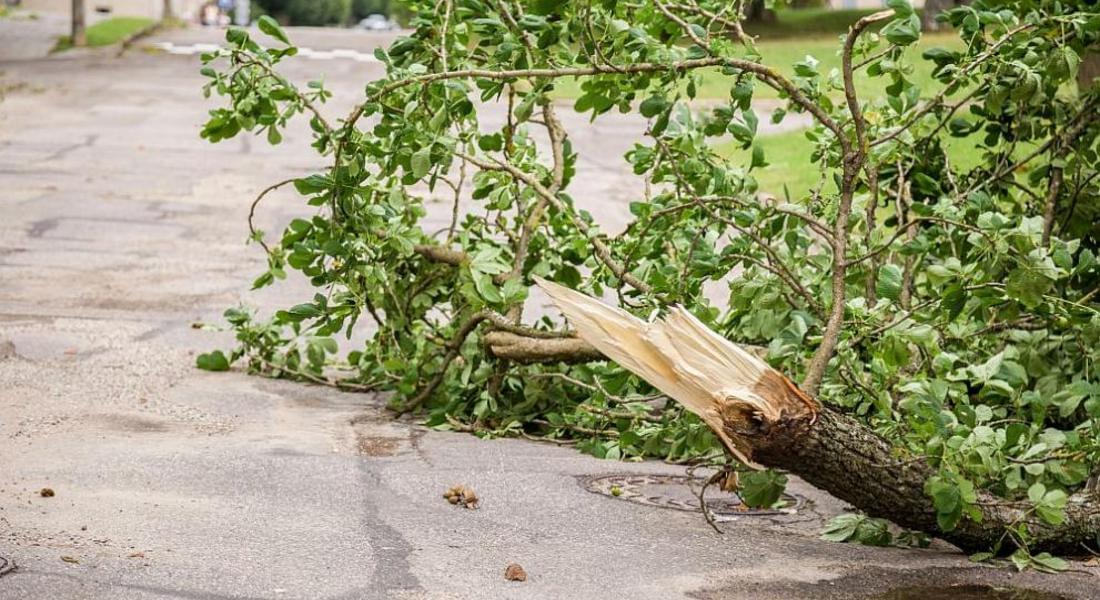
xmin=537 ymin=278 xmax=818 ymax=466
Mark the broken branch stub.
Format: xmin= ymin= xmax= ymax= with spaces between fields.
xmin=537 ymin=280 xmax=1100 ymax=555
xmin=536 ymin=278 xmax=819 ymax=467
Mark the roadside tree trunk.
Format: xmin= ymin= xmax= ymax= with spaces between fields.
xmin=921 ymin=0 xmax=952 ymax=32
xmin=1079 ymin=50 xmax=1100 ymax=93
xmin=71 ymin=0 xmax=86 ymax=47
xmin=534 ymin=279 xmax=1100 ymax=555
xmin=744 ymin=0 xmax=775 ymax=24
xmin=163 ymin=0 xmax=175 ymax=20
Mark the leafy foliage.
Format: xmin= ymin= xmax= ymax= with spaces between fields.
xmin=197 ymin=0 xmax=1100 ymax=559
xmin=739 ymin=469 xmax=789 ymax=508
xmin=351 ymin=0 xmax=392 ymax=20
xmin=255 ymin=0 xmax=351 ymax=26
xmin=822 ymin=513 xmax=932 ymax=548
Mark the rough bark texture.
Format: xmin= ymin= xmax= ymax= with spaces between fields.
xmin=1080 ymin=50 xmax=1100 ymax=92
xmin=743 ymin=0 xmax=775 ymax=24
xmin=921 ymin=0 xmax=952 ymax=32
xmin=751 ymin=408 xmax=1100 ymax=555
xmin=533 ymin=281 xmax=1100 ymax=555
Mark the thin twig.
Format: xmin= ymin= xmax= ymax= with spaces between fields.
xmin=248 ymin=178 xmax=296 ymax=254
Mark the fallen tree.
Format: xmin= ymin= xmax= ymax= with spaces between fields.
xmin=197 ymin=0 xmax=1100 ymax=562
xmin=539 ymin=278 xmax=1100 ymax=556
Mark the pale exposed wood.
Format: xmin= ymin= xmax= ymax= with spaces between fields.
xmin=483 ymin=331 xmax=604 ymax=364
xmin=537 ymin=278 xmax=818 ymax=467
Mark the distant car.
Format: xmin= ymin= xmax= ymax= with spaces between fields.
xmin=358 ymin=14 xmax=397 ymax=31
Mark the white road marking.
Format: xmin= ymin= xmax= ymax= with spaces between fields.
xmin=150 ymin=42 xmax=379 ymax=62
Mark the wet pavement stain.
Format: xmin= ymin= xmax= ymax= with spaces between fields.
xmin=690 ymin=566 xmax=1092 ymax=600
xmin=870 ymin=585 xmax=1070 ymax=600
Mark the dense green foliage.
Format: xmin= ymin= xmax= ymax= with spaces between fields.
xmin=197 ymin=0 xmax=1099 ymax=561
xmin=255 ymin=0 xmax=350 ymax=26
xmin=351 ymin=0 xmax=392 ymax=20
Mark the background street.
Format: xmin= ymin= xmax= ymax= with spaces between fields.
xmin=0 ymin=20 xmax=1095 ymax=600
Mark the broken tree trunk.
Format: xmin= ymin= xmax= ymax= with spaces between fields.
xmin=535 ymin=278 xmax=1100 ymax=555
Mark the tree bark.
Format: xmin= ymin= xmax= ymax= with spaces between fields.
xmin=71 ymin=0 xmax=86 ymax=47
xmin=534 ymin=279 xmax=1100 ymax=555
xmin=163 ymin=0 xmax=175 ymax=20
xmin=921 ymin=0 xmax=952 ymax=32
xmin=743 ymin=0 xmax=775 ymax=24
xmin=753 ymin=408 xmax=1100 ymax=555
xmin=1079 ymin=50 xmax=1100 ymax=93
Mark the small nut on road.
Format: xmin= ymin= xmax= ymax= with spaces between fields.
xmin=504 ymin=563 xmax=527 ymax=582
xmin=60 ymin=556 xmax=79 ymax=564
xmin=39 ymin=488 xmax=55 ymax=498
xmin=443 ymin=485 xmax=479 ymax=508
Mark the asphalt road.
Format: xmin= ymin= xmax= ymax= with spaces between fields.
xmin=0 ymin=21 xmax=1097 ymax=600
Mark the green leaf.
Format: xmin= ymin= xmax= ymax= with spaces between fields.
xmin=478 ymin=133 xmax=503 ymax=152
xmin=196 ymin=350 xmax=230 ymax=372
xmin=876 ymin=264 xmax=904 ymax=302
xmin=739 ymin=470 xmax=787 ymax=508
xmin=225 ymin=27 xmax=249 ymax=46
xmin=1029 ymin=553 xmax=1068 ymax=573
xmin=1010 ymin=549 xmax=1032 ymax=571
xmin=942 ymin=284 xmax=967 ymax=320
xmin=1006 ymin=268 xmax=1053 ymax=309
xmin=882 ymin=14 xmax=921 ymax=46
xmin=470 ymin=246 xmax=509 ymax=275
xmin=750 ymin=144 xmax=767 ymax=170
xmin=1035 ymin=504 xmax=1065 ymax=526
xmin=257 ymin=15 xmax=290 ymax=45
xmin=286 ymin=303 xmax=323 ymax=320
xmin=639 ymin=96 xmax=668 ymax=118
xmin=410 ymin=147 xmax=433 ymax=180
xmin=927 ymin=476 xmax=963 ymax=531
xmin=472 ymin=271 xmax=502 ymax=303
xmin=1027 ymin=482 xmax=1046 ymax=504
xmin=293 ymin=174 xmax=331 ymax=195
xmin=854 ymin=517 xmax=893 ymax=546
xmin=820 ymin=513 xmax=891 ymax=546
xmin=821 ymin=513 xmax=862 ymax=542
xmin=885 ymin=0 xmax=914 ymax=18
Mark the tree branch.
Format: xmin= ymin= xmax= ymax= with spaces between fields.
xmin=456 ymin=150 xmax=658 ymax=297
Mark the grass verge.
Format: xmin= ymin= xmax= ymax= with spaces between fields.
xmin=715 ymin=127 xmax=1002 ymax=200
xmin=53 ymin=16 xmax=155 ymax=52
xmin=551 ymin=8 xmax=962 ymax=102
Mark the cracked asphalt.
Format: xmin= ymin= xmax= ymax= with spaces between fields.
xmin=1 ymin=18 xmax=1097 ymax=600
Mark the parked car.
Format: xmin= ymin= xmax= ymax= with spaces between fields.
xmin=358 ymin=14 xmax=397 ymax=31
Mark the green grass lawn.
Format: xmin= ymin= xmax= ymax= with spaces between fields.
xmin=53 ymin=16 xmax=155 ymax=51
xmin=743 ymin=7 xmax=926 ymax=39
xmin=551 ymin=8 xmax=964 ymax=102
xmin=716 ymin=127 xmax=992 ymax=200
xmin=552 ymin=33 xmax=964 ymax=102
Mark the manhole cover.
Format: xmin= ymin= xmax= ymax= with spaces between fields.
xmin=580 ymin=473 xmax=803 ymax=520
xmin=0 ymin=555 xmax=14 ymax=577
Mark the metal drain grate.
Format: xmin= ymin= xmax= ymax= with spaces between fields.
xmin=580 ymin=472 xmax=803 ymax=520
